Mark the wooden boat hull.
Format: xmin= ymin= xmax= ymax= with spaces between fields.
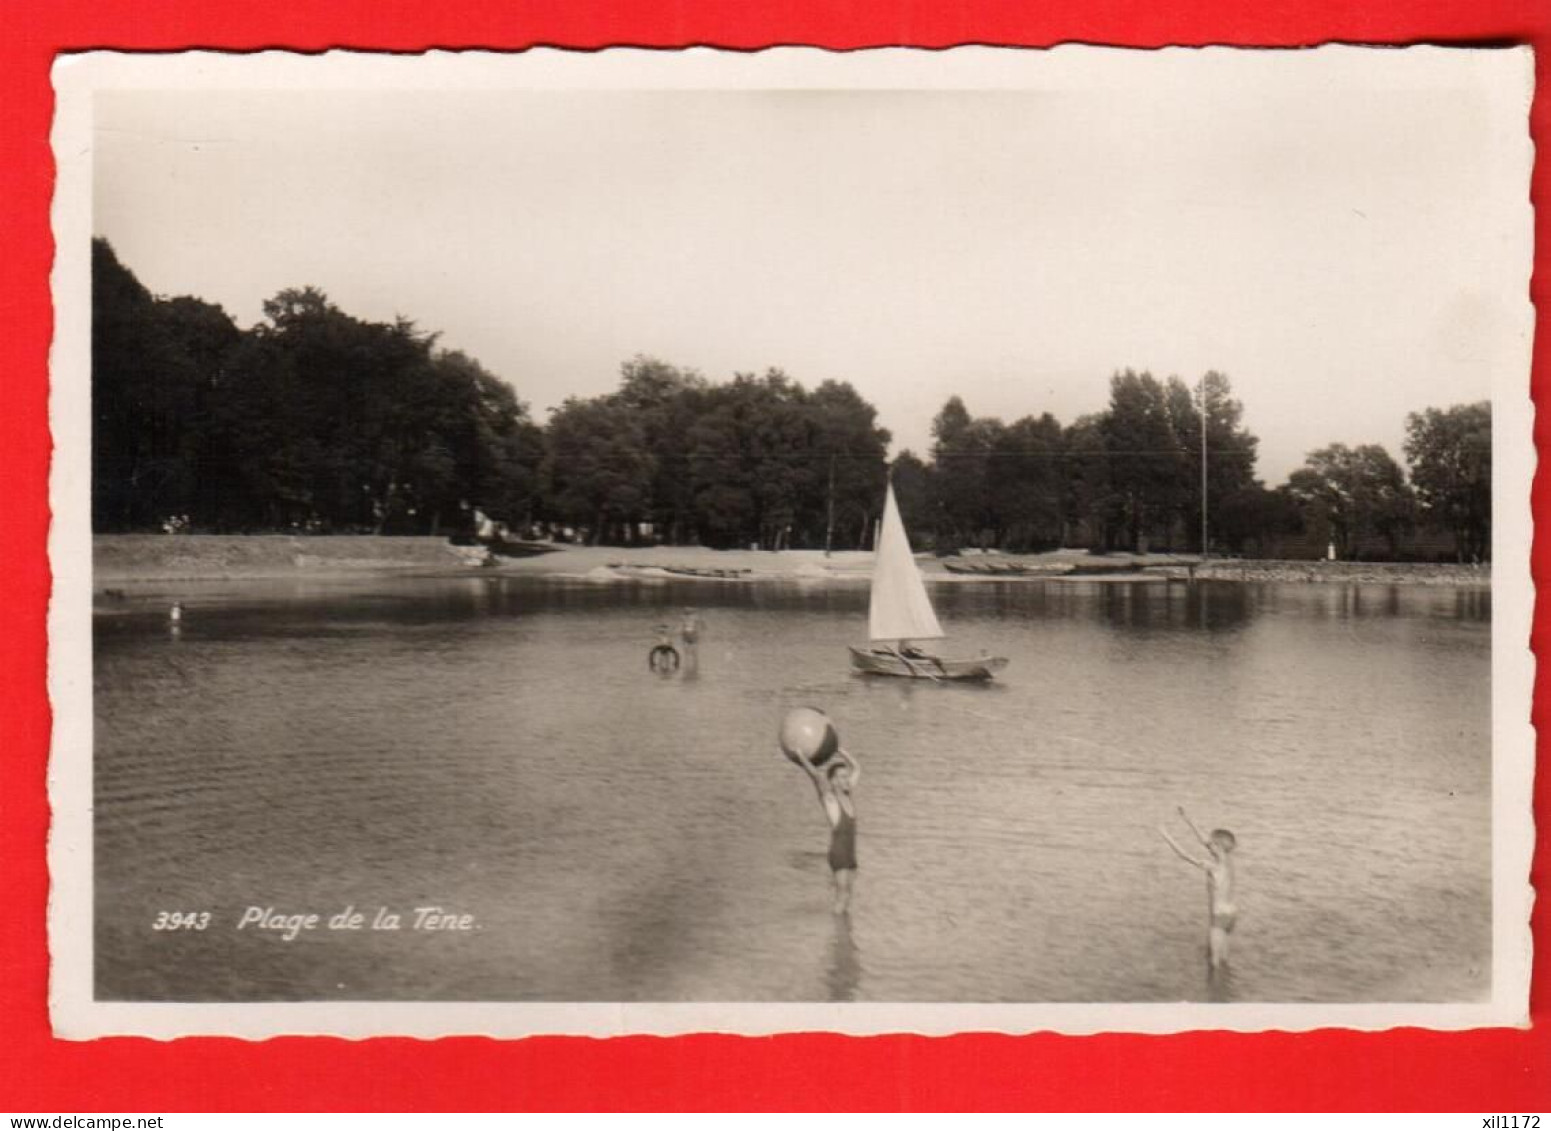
xmin=943 ymin=559 xmax=1074 ymax=577
xmin=848 ymin=645 xmax=1009 ymax=681
xmin=943 ymin=560 xmax=1016 ymax=575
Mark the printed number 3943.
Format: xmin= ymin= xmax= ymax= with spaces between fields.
xmin=152 ymin=911 xmax=211 ymax=930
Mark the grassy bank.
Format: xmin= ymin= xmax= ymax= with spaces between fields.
xmin=92 ymin=534 xmax=1492 ymax=588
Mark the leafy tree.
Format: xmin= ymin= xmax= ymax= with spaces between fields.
xmin=1218 ymin=484 xmax=1303 ymax=555
xmin=990 ymin=414 xmax=1066 ymax=551
xmin=1062 ymin=414 xmax=1114 ymax=550
xmin=233 ymin=289 xmax=449 ymax=532
xmin=684 ymin=370 xmax=815 ymax=549
xmin=616 ymin=355 xmax=709 ymax=544
xmin=92 ymin=239 xmax=240 ymax=530
xmin=96 ymin=244 xmax=551 ymax=535
xmin=930 ymin=396 xmax=1001 ymax=550
xmin=1102 ymin=370 xmax=1183 ymax=551
xmin=1404 ymin=402 xmax=1491 ymax=562
xmin=1166 ymin=372 xmax=1261 ymax=552
xmin=890 ymin=449 xmax=933 ymax=549
xmin=1286 ymin=443 xmax=1414 ymax=559
xmin=544 ymin=396 xmax=654 ymax=543
xmin=430 ymin=350 xmax=544 ymax=534
xmin=806 ymin=379 xmax=890 ymax=552
xmin=742 ymin=370 xmax=817 ymax=550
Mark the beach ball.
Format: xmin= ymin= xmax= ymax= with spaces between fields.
xmin=779 ymin=706 xmax=840 ymax=767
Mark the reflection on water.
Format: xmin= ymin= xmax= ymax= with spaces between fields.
xmin=93 ymin=576 xmax=1491 ymax=1003
xmin=1099 ymin=581 xmax=1253 ymax=633
xmin=826 ymin=915 xmax=862 ymax=1003
xmin=1206 ymin=961 xmax=1235 ymax=1004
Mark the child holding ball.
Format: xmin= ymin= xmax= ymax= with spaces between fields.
xmin=780 ymin=707 xmax=862 ymax=915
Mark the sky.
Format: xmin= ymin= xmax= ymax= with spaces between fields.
xmin=90 ymin=49 xmax=1531 ymax=484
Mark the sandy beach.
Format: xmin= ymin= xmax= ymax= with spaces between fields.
xmin=91 ymin=534 xmax=1491 ymax=588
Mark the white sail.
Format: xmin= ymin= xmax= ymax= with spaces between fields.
xmin=868 ymin=482 xmax=945 ymax=642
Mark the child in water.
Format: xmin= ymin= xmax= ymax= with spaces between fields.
xmin=1159 ymin=806 xmax=1238 ymax=969
xmin=796 ymin=746 xmax=861 ymax=915
xmin=679 ymin=607 xmax=705 ymax=648
xmin=648 ymin=624 xmax=680 ymax=672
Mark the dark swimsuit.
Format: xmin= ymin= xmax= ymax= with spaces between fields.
xmin=828 ymin=808 xmax=858 ymax=872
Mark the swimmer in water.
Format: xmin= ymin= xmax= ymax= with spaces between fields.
xmin=796 ymin=746 xmax=861 ymax=915
xmin=679 ymin=607 xmax=705 ymax=647
xmin=648 ymin=624 xmax=680 ymax=672
xmin=1159 ymin=806 xmax=1238 ymax=970
xmin=678 ymin=607 xmax=705 ymax=674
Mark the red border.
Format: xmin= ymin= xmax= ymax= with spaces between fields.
xmin=2 ymin=2 xmax=1545 ymax=1113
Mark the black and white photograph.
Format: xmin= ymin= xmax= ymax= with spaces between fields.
xmin=48 ymin=47 xmax=1534 ymax=1037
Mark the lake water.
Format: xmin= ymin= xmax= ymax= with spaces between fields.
xmin=93 ymin=574 xmax=1492 ymax=1003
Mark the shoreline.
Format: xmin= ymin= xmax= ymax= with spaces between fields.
xmin=91 ymin=534 xmax=1492 ymax=589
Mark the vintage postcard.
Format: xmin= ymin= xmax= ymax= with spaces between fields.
xmin=48 ymin=46 xmax=1535 ymax=1038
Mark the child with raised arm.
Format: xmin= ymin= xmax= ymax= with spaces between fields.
xmin=796 ymin=746 xmax=861 ymax=915
xmin=1159 ymin=806 xmax=1238 ymax=969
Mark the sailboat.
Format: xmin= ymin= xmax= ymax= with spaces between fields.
xmin=848 ymin=482 xmax=1010 ymax=681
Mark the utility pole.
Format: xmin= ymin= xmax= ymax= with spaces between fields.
xmin=825 ymin=452 xmax=836 ymax=557
xmin=1199 ymin=376 xmax=1209 ymax=558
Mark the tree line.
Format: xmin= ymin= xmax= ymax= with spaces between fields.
xmin=92 ymin=239 xmax=1491 ymax=560
xmin=94 ymin=240 xmax=544 ymax=537
xmin=905 ymin=376 xmax=1489 ymax=562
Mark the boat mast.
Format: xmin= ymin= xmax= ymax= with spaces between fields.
xmin=1199 ymin=375 xmax=1209 ymax=558
xmin=825 ymin=452 xmax=836 ymax=557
